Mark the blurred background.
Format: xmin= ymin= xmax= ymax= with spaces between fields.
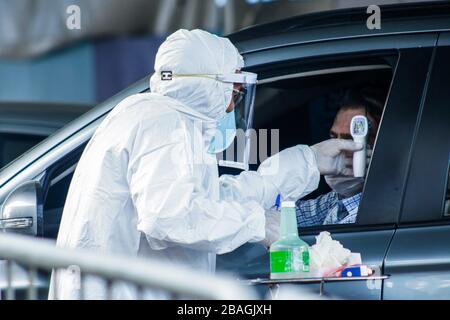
xmin=0 ymin=0 xmax=436 ymax=105
xmin=0 ymin=0 xmax=433 ymax=105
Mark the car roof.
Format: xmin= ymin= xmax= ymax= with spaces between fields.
xmin=229 ymin=1 xmax=450 ymax=54
xmin=0 ymin=102 xmax=92 ymax=136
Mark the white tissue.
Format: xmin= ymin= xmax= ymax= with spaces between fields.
xmin=309 ymin=231 xmax=361 ymax=276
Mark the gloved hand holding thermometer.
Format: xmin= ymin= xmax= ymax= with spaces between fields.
xmin=311 ymin=139 xmax=363 ymax=176
xmin=350 ymin=115 xmax=368 ymax=177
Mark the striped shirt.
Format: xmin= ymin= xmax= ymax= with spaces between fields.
xmin=296 ymin=191 xmax=361 ymax=227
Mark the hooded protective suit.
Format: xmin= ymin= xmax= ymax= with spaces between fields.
xmin=49 ymin=29 xmax=320 ymax=299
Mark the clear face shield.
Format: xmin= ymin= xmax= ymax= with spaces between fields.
xmin=159 ymin=70 xmax=258 ymax=170
xmin=209 ymin=71 xmax=258 ymax=171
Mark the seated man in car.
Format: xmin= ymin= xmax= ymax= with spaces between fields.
xmin=297 ymin=88 xmax=384 ymax=226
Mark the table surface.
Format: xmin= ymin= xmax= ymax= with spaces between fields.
xmin=242 ymin=274 xmax=389 ymax=285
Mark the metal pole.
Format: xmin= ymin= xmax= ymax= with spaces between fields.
xmin=27 ymin=266 xmax=38 ymax=300
xmin=0 ymin=233 xmax=257 ymax=300
xmin=181 ymin=0 xmax=200 ymax=30
xmin=224 ymin=0 xmax=236 ymax=34
xmin=319 ymin=279 xmax=325 ymax=296
xmin=204 ymin=0 xmax=219 ymax=32
xmin=136 ymin=284 xmax=144 ymax=300
xmin=105 ymin=279 xmax=114 ymax=300
xmin=79 ymin=273 xmax=85 ymax=300
xmin=6 ymin=260 xmax=15 ymax=300
xmin=52 ymin=268 xmax=58 ymax=300
xmin=154 ymin=0 xmax=178 ymax=35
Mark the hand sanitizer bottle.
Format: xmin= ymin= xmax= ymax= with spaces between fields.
xmin=270 ymin=201 xmax=310 ymax=279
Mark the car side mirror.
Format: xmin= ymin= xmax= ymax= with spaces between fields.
xmin=0 ymin=181 xmax=42 ymax=236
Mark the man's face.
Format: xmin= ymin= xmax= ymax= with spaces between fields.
xmin=330 ymin=107 xmax=378 ymax=149
xmin=326 ymin=107 xmax=378 ymax=197
xmin=226 ymin=70 xmax=243 ymax=113
xmin=226 ymin=83 xmax=243 ymax=113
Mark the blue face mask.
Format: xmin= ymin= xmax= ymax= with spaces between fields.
xmin=208 ymin=109 xmax=237 ymax=154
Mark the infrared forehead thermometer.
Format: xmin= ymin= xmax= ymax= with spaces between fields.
xmin=350 ymin=115 xmax=368 ymax=177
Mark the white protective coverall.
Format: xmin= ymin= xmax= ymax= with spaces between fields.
xmin=49 ymin=29 xmax=319 ymax=299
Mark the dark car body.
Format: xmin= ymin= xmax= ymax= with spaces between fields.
xmin=0 ymin=2 xmax=449 ymax=299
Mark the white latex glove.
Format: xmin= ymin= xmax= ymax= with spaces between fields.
xmin=257 ymin=145 xmax=320 ymax=201
xmin=260 ymin=209 xmax=281 ymax=249
xmin=310 ymin=139 xmax=363 ymax=176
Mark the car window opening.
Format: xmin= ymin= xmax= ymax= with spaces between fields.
xmin=249 ymin=64 xmax=393 ymax=228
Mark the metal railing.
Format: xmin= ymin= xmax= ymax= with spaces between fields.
xmin=0 ymin=233 xmax=257 ymax=300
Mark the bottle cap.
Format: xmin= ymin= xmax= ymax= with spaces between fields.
xmin=281 ymin=201 xmax=296 ymax=208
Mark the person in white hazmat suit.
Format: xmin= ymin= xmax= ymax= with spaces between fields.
xmin=49 ymin=29 xmax=362 ymax=299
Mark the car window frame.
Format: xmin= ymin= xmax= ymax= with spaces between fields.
xmin=240 ymin=32 xmax=438 ymax=234
xmin=355 ymin=45 xmax=436 ymax=227
xmin=398 ymin=32 xmax=450 ymax=225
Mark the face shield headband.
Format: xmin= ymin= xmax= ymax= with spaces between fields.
xmin=159 ymin=71 xmax=258 ymax=171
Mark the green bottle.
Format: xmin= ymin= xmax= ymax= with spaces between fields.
xmin=269 ymin=201 xmax=310 ymax=279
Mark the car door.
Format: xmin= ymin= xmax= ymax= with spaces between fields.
xmin=383 ymin=32 xmax=450 ymax=300
xmin=216 ymin=32 xmax=437 ymax=300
